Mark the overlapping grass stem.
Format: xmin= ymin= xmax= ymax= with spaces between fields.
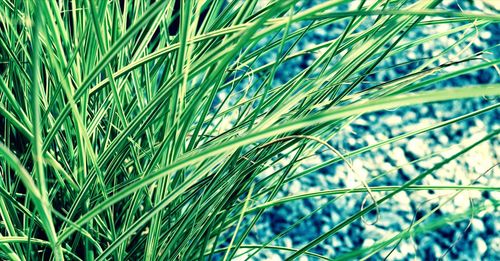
xmin=0 ymin=0 xmax=499 ymax=260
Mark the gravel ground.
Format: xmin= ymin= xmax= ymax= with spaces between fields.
xmin=240 ymin=1 xmax=499 ymax=260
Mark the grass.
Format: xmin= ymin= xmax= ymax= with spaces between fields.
xmin=0 ymin=0 xmax=499 ymax=260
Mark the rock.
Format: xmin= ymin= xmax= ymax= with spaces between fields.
xmin=417 ymin=156 xmax=441 ymax=169
xmin=393 ymin=192 xmax=412 ymax=211
xmin=438 ymin=134 xmax=449 ymax=145
xmin=406 ymin=137 xmax=429 ymax=158
xmin=267 ymin=253 xmax=282 ymax=261
xmin=490 ymin=237 xmax=500 ymax=254
xmin=471 ymin=218 xmax=486 ymax=233
xmin=288 ymin=180 xmax=301 ymax=194
xmin=298 ymin=255 xmax=308 ymax=261
xmin=475 ymin=237 xmax=488 ymax=256
xmin=364 ymin=134 xmax=377 ymax=146
xmin=384 ymin=115 xmax=402 ymax=126
xmin=362 ymin=238 xmax=375 ymax=248
xmin=389 ymin=147 xmax=408 ymax=166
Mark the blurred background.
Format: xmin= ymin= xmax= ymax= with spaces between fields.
xmin=237 ymin=0 xmax=500 ymax=260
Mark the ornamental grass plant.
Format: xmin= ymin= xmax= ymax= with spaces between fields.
xmin=0 ymin=0 xmax=499 ymax=260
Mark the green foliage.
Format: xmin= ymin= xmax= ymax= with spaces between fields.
xmin=0 ymin=0 xmax=498 ymax=260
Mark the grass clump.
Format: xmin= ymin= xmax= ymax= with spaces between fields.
xmin=0 ymin=0 xmax=499 ymax=260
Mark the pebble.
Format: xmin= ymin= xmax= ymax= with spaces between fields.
xmin=490 ymin=237 xmax=500 ymax=255
xmin=267 ymin=253 xmax=282 ymax=261
xmin=389 ymin=147 xmax=408 ymax=166
xmin=471 ymin=218 xmax=486 ymax=233
xmin=406 ymin=137 xmax=429 ymax=158
xmin=416 ymin=156 xmax=441 ymax=169
xmin=393 ymin=192 xmax=412 ymax=211
xmin=438 ymin=134 xmax=449 ymax=145
xmin=288 ymin=180 xmax=301 ymax=194
xmin=475 ymin=237 xmax=488 ymax=256
xmin=362 ymin=238 xmax=375 ymax=248
xmin=384 ymin=115 xmax=402 ymax=126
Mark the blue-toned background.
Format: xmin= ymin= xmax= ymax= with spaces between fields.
xmin=239 ymin=0 xmax=499 ymax=260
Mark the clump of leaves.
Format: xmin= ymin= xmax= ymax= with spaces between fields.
xmin=0 ymin=0 xmax=498 ymax=260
